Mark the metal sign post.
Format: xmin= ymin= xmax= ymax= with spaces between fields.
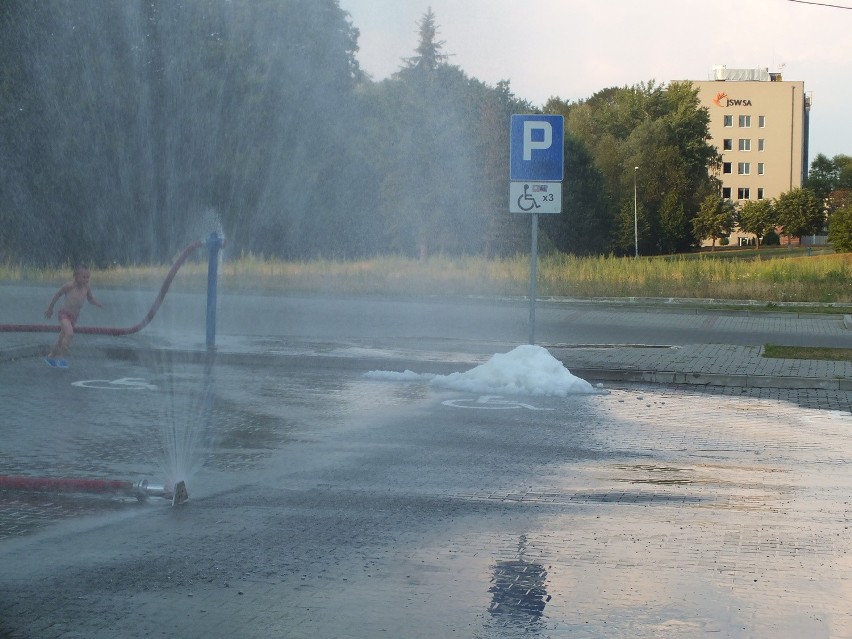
xmin=509 ymin=114 xmax=564 ymax=345
xmin=528 ymin=212 xmax=539 ymax=345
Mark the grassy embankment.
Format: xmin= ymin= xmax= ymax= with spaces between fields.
xmin=5 ymin=246 xmax=851 ymax=360
xmin=2 ymin=246 xmax=851 ymax=305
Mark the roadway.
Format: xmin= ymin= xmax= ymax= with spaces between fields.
xmin=3 ymin=285 xmax=851 ymax=350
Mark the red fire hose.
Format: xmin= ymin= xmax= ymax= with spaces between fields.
xmin=0 ymin=239 xmax=204 ymax=336
xmin=0 ymin=475 xmax=181 ymax=502
xmin=0 ymin=475 xmax=132 ymax=494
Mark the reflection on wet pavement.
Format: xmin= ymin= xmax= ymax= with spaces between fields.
xmin=488 ymin=535 xmax=550 ymax=632
xmin=450 ymin=389 xmax=852 ymax=637
xmin=2 ymin=352 xmax=852 ymax=637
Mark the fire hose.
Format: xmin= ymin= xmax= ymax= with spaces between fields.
xmin=0 ymin=239 xmax=205 ymax=336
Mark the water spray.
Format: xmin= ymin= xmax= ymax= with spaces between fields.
xmin=0 ymin=475 xmax=189 ymax=506
xmin=0 ymin=234 xmax=223 ymax=507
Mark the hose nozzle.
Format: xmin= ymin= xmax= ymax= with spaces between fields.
xmin=132 ymin=479 xmax=189 ymax=506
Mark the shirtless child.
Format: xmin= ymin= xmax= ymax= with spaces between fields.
xmin=44 ymin=265 xmax=103 ymax=368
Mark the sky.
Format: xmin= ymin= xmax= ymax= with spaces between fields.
xmin=339 ymin=0 xmax=852 ymax=161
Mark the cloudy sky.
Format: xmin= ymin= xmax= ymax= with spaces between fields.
xmin=339 ymin=0 xmax=851 ymax=161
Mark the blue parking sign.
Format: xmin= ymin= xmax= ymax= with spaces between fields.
xmin=510 ymin=114 xmax=564 ymax=182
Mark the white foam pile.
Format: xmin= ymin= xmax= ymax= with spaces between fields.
xmin=365 ymin=344 xmax=599 ymax=396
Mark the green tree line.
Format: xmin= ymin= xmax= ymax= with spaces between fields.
xmin=688 ymin=154 xmax=852 ymax=251
xmin=1 ymin=2 xmax=847 ymax=266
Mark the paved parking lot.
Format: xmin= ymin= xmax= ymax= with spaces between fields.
xmin=1 ymin=336 xmax=851 ymax=638
xmin=2 ymin=292 xmax=852 ymax=637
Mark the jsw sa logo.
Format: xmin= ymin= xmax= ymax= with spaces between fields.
xmin=713 ymin=92 xmax=753 ymax=107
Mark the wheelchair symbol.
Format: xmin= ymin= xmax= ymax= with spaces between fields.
xmin=516 ymin=184 xmax=541 ymax=212
xmin=72 ymin=377 xmax=158 ymax=391
xmin=441 ymin=395 xmax=553 ymax=411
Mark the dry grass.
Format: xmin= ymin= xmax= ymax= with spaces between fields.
xmin=537 ymin=252 xmax=852 ymax=303
xmin=4 ymin=250 xmax=852 ymax=305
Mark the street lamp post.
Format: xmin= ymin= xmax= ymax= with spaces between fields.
xmin=633 ymin=166 xmax=639 ymax=258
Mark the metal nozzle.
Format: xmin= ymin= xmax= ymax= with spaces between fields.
xmin=132 ymin=479 xmax=168 ymax=500
xmin=172 ymin=480 xmax=189 ymax=506
xmin=132 ymin=479 xmax=188 ymax=506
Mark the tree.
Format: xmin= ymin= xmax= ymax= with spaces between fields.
xmin=658 ymin=191 xmax=690 ymax=254
xmin=371 ymin=8 xmax=509 ymax=259
xmin=613 ymin=197 xmax=651 ymax=256
xmin=828 ymin=204 xmax=852 ymax=252
xmin=405 ymin=8 xmax=448 ymax=71
xmin=805 ymin=155 xmax=852 ymax=235
xmin=0 ymin=0 xmax=366 ymax=264
xmin=806 ymin=153 xmax=852 ymax=202
xmin=541 ymin=134 xmax=614 ymax=255
xmin=692 ymin=194 xmax=735 ymax=250
xmin=565 ymin=81 xmax=719 ymax=255
xmin=826 ymin=156 xmax=852 ymax=217
xmin=376 ymin=80 xmax=477 ymax=258
xmin=737 ymin=199 xmax=776 ymax=249
xmin=477 ymin=80 xmax=531 ymax=257
xmin=774 ymin=188 xmax=824 ymax=246
xmin=806 ymin=153 xmax=841 ymax=203
xmin=839 ymin=155 xmax=852 ymax=189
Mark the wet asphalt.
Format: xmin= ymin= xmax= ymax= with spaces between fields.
xmin=1 ymin=290 xmax=851 ymax=638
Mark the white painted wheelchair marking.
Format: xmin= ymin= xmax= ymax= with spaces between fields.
xmin=441 ymin=395 xmax=553 ymax=411
xmin=72 ymin=377 xmax=158 ymax=391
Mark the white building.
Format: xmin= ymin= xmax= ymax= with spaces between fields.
xmin=691 ymin=66 xmax=812 ymax=245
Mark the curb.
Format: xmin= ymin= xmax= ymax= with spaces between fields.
xmin=2 ymin=342 xmax=849 ymax=392
xmin=568 ymin=366 xmax=852 ymax=391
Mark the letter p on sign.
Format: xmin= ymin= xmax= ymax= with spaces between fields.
xmin=510 ymin=114 xmax=564 ymax=182
xmin=523 ymin=121 xmax=552 ymax=160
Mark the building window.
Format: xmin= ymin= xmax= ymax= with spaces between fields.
xmin=757 ymin=188 xmax=765 ymax=199
xmin=757 ymin=162 xmax=765 ymax=175
xmin=738 ymin=162 xmax=750 ymax=175
xmin=722 ymin=187 xmax=732 ymax=199
xmin=759 ymin=115 xmax=766 ymax=128
xmin=738 ymin=139 xmax=751 ymax=151
xmin=724 ymin=115 xmax=733 ymax=127
xmin=723 ymin=138 xmax=733 ymax=151
xmin=738 ymin=187 xmax=750 ymax=200
xmin=739 ymin=115 xmax=751 ymax=127
xmin=723 ymin=162 xmax=732 ymax=174
xmin=758 ymin=138 xmax=765 ymax=151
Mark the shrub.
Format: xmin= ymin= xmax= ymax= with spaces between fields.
xmin=763 ymin=230 xmax=781 ymax=246
xmin=828 ymin=204 xmax=852 ymax=252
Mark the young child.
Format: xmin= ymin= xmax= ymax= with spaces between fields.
xmin=44 ymin=265 xmax=103 ymax=368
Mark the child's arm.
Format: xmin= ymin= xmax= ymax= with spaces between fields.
xmin=87 ymin=288 xmax=103 ymax=308
xmin=45 ymin=283 xmax=71 ymax=318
